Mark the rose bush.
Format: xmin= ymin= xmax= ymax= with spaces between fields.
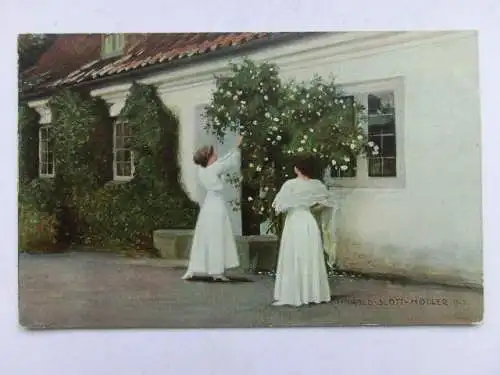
xmin=205 ymin=59 xmax=378 ymax=234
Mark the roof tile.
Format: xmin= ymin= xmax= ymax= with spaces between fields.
xmin=21 ymin=32 xmax=295 ymax=96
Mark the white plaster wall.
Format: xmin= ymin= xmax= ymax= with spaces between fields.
xmin=161 ymin=32 xmax=481 ymax=285
xmin=277 ymin=33 xmax=482 ymax=286
xmin=70 ymin=31 xmax=481 ymax=285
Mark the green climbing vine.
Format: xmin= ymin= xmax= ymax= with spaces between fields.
xmin=18 ymin=83 xmax=197 ymax=253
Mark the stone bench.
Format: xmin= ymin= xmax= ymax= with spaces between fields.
xmin=153 ymin=229 xmax=278 ymax=272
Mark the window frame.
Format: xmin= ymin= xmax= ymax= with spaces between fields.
xmin=101 ymin=34 xmax=125 ymax=59
xmin=325 ymin=77 xmax=406 ymax=189
xmin=113 ymin=120 xmax=135 ymax=181
xmin=38 ymin=125 xmax=55 ymax=178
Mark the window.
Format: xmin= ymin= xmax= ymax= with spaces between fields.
xmin=101 ymin=34 xmax=125 ymax=58
xmin=367 ymin=92 xmax=396 ymax=177
xmin=39 ymin=125 xmax=54 ymax=177
xmin=326 ymin=78 xmax=404 ymax=189
xmin=113 ymin=121 xmax=134 ymax=180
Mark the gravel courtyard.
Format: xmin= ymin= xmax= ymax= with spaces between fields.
xmin=18 ymin=252 xmax=483 ymax=329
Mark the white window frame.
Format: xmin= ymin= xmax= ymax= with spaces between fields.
xmin=38 ymin=125 xmax=55 ymax=178
xmin=113 ymin=121 xmax=135 ymax=181
xmin=326 ymin=77 xmax=406 ymax=189
xmin=101 ymin=34 xmax=125 ymax=59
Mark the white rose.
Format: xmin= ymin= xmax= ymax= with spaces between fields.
xmin=253 ymin=120 xmax=258 ymax=125
xmin=248 ymin=196 xmax=253 ymax=201
xmin=301 ymin=99 xmax=306 ymax=104
xmin=273 ymin=118 xmax=279 ymax=122
xmin=340 ymin=165 xmax=348 ymax=171
xmin=331 ymin=160 xmax=337 ymax=166
xmin=249 ymin=163 xmax=254 ymax=168
xmin=309 ymin=128 xmax=314 ymax=133
xmin=368 ymin=141 xmax=375 ymax=147
xmin=240 ymin=100 xmax=246 ymax=105
xmin=233 ymin=95 xmax=238 ymax=101
xmin=264 ymin=95 xmax=268 ymax=101
xmin=313 ymin=148 xmax=317 ymax=152
xmin=256 ymin=166 xmax=262 ymax=172
xmin=226 ymin=91 xmax=231 ymax=96
xmin=350 ymin=144 xmax=356 ymax=150
xmin=303 ymin=135 xmax=308 ymax=139
xmin=372 ymin=150 xmax=379 ymax=156
xmin=265 ymin=112 xmax=271 ymax=118
xmin=344 ymin=156 xmax=350 ymax=162
xmin=237 ymin=90 xmax=243 ymax=95
xmin=264 ymin=186 xmax=269 ymax=191
xmin=300 ymin=140 xmax=306 ymax=144
xmin=276 ymin=135 xmax=282 ymax=141
xmin=298 ymin=147 xmax=304 ymax=152
xmin=374 ymin=145 xmax=380 ymax=151
xmin=267 ymin=138 xmax=271 ymax=141
xmin=357 ymin=135 xmax=363 ymax=140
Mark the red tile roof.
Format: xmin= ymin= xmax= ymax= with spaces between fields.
xmin=21 ymin=33 xmax=303 ymax=98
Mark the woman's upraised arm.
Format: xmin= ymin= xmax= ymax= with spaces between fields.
xmin=210 ymin=135 xmax=243 ymax=175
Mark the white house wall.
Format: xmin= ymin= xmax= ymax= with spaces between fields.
xmin=30 ymin=31 xmax=481 ymax=286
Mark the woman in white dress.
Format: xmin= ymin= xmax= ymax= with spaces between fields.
xmin=271 ymin=153 xmax=335 ymax=306
xmin=182 ymin=136 xmax=243 ymax=281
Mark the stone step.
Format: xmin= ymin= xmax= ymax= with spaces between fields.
xmin=152 ymin=229 xmax=279 ymax=272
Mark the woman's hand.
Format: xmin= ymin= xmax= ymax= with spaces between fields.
xmin=236 ymin=135 xmax=243 ymax=147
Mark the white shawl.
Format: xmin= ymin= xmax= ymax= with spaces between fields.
xmin=272 ymin=178 xmax=338 ymax=267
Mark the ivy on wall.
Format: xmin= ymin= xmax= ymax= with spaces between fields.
xmin=18 ymin=104 xmax=40 ymax=184
xmin=18 ymin=83 xmax=197 ymax=253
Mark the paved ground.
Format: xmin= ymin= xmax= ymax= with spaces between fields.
xmin=18 ymin=252 xmax=483 ymax=329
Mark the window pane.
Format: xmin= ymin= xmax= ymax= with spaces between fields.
xmin=368 ymin=92 xmax=394 ymax=115
xmin=123 ymin=150 xmax=132 ymax=162
xmin=123 ymin=123 xmax=131 ymax=136
xmin=47 ymin=163 xmax=54 ymax=175
xmin=381 ymin=135 xmax=396 ymax=157
xmin=368 ymin=115 xmax=395 ymax=134
xmin=368 ymin=157 xmax=397 ymax=177
xmin=122 ymin=162 xmax=132 ymax=177
xmin=123 ymin=136 xmax=132 ymax=148
xmin=368 ymin=158 xmax=383 ymax=177
xmin=116 ymin=162 xmax=124 ymax=176
xmin=115 ymin=122 xmax=124 ymax=137
xmin=115 ymin=135 xmax=124 ymax=149
xmin=383 ymin=158 xmax=397 ymax=177
xmin=116 ymin=150 xmax=131 ymax=162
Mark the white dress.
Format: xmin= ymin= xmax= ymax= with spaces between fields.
xmin=182 ymin=148 xmax=241 ymax=278
xmin=271 ymin=178 xmax=334 ymax=306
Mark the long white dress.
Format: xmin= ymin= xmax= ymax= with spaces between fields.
xmin=182 ymin=148 xmax=241 ymax=278
xmin=271 ymin=178 xmax=335 ymax=306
